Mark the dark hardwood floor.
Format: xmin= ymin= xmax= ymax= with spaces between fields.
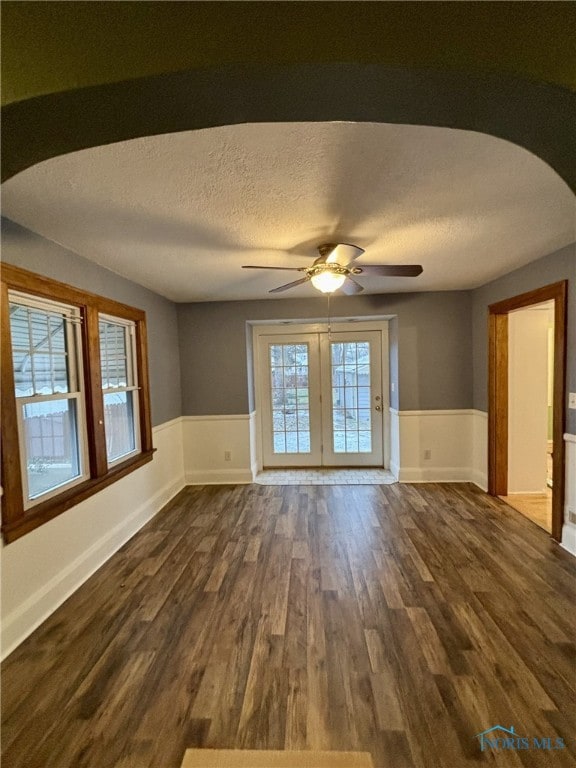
xmin=2 ymin=483 xmax=575 ymax=768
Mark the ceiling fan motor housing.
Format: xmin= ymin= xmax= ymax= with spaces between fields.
xmin=308 ymin=263 xmax=349 ymax=278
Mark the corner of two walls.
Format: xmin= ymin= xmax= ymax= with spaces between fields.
xmin=389 ymin=408 xmax=488 ymax=488
xmin=182 ymin=414 xmax=255 ymax=485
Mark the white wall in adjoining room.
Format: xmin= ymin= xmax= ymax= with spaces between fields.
xmin=508 ymin=306 xmax=552 ymax=493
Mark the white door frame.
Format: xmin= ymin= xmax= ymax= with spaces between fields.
xmin=252 ymin=320 xmax=390 ymax=472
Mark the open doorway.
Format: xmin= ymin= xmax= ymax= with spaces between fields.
xmin=499 ymin=301 xmax=554 ymax=531
xmin=488 ymin=282 xmax=567 ymax=540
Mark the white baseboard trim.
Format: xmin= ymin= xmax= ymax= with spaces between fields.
xmin=508 ymin=489 xmax=550 ymax=496
xmin=561 ymin=522 xmax=576 ymax=557
xmin=398 ymin=467 xmax=473 ymax=483
xmin=1 ymin=474 xmax=185 ymax=661
xmin=185 ymin=469 xmax=253 ymax=485
xmin=389 ymin=460 xmax=400 ymax=481
xmin=471 ymin=469 xmax=488 ymax=492
xmin=182 ymin=414 xmax=251 ymax=422
xmin=396 ymin=408 xmax=481 ymax=417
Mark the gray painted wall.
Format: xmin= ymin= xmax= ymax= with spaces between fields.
xmin=1 ymin=218 xmax=182 ymax=426
xmin=6 ymin=216 xmax=570 ymax=432
xmin=177 ymin=291 xmax=473 ymax=415
xmin=472 ymin=243 xmax=576 ymax=434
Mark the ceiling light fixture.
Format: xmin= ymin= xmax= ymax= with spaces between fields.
xmin=309 ymin=266 xmax=347 ymax=294
xmin=243 ymin=242 xmax=423 ymax=295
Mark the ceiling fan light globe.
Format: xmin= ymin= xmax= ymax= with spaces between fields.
xmin=310 ymin=271 xmax=346 ymax=293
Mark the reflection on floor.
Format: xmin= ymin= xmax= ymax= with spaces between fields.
xmin=256 ymin=468 xmax=396 ymax=485
xmin=5 ymin=484 xmax=576 ymax=768
xmin=500 ymin=490 xmax=552 ymax=532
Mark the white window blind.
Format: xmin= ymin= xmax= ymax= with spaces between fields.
xmin=8 ymin=292 xmax=89 ymax=507
xmin=98 ymin=314 xmax=140 ymax=465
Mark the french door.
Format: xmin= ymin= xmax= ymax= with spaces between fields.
xmin=260 ymin=330 xmax=384 ymax=467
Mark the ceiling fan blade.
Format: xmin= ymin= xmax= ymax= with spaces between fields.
xmin=269 ymin=276 xmax=311 ymax=293
xmin=314 ymin=243 xmax=365 ymax=265
xmin=339 ymin=277 xmax=364 ymax=295
xmin=332 ymin=243 xmax=365 ymax=264
xmin=354 ymin=264 xmax=423 ymax=277
xmin=242 ymin=265 xmax=305 ymax=271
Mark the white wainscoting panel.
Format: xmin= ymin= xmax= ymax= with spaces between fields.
xmin=389 ymin=408 xmax=400 ymax=480
xmin=472 ymin=410 xmax=488 ymax=491
xmin=1 ymin=417 xmax=185 ymax=660
xmin=561 ymin=434 xmax=576 ymax=556
xmin=183 ymin=415 xmax=253 ymax=484
xmin=249 ymin=411 xmax=260 ymax=479
xmin=394 ymin=409 xmax=476 ymax=483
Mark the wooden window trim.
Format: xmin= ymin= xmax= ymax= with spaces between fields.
xmin=1 ymin=263 xmax=155 ymax=544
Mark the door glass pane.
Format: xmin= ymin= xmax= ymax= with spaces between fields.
xmin=22 ymin=399 xmax=82 ymax=499
xmin=269 ymin=343 xmax=311 ymax=454
xmin=330 ymin=340 xmax=372 ymax=453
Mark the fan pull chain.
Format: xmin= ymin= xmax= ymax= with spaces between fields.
xmin=327 ymin=293 xmax=332 ymax=340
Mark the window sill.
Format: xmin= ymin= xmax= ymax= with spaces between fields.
xmin=1 ymin=450 xmax=155 ymax=544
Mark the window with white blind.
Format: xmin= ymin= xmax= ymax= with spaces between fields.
xmin=1 ymin=263 xmax=154 ymax=544
xmin=9 ymin=293 xmax=89 ymax=507
xmin=99 ymin=315 xmax=140 ymax=465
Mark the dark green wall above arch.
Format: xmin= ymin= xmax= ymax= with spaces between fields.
xmin=2 ymin=2 xmax=575 ymax=188
xmin=3 ymin=63 xmax=576 ymax=192
xmin=3 ymin=1 xmax=575 ymax=104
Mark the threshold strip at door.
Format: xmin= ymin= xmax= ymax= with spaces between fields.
xmin=255 ymin=469 xmax=396 ymax=485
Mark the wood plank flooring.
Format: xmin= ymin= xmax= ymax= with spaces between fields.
xmin=2 ymin=483 xmax=576 ymax=768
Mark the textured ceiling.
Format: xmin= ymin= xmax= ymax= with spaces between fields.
xmin=2 ymin=122 xmax=574 ymax=302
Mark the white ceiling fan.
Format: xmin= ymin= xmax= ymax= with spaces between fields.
xmin=243 ymin=243 xmax=423 ymax=294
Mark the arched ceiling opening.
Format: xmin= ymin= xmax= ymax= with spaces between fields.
xmin=3 ymin=122 xmax=573 ymax=302
xmin=1 ymin=3 xmax=574 ymax=304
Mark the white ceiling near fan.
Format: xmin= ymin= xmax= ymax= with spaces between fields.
xmin=1 ymin=122 xmax=574 ymax=302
